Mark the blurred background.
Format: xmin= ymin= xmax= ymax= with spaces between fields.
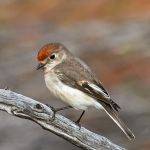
xmin=0 ymin=0 xmax=150 ymax=149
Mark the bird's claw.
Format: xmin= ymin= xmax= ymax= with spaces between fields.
xmin=75 ymin=120 xmax=82 ymax=129
xmin=4 ymin=86 xmax=10 ymax=90
xmin=46 ymin=104 xmax=57 ymax=122
xmin=51 ymin=112 xmax=56 ymax=122
xmin=46 ymin=104 xmax=82 ymax=128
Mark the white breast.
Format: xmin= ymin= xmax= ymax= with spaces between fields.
xmin=44 ymin=72 xmax=102 ymax=110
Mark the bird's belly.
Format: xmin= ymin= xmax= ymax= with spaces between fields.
xmin=45 ymin=74 xmax=102 ymax=110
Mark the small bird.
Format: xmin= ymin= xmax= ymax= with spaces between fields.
xmin=36 ymin=43 xmax=135 ymax=140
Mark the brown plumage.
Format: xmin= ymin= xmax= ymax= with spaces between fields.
xmin=36 ymin=43 xmax=135 ymax=140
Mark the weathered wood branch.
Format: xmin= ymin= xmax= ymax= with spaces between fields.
xmin=0 ymin=89 xmax=125 ymax=150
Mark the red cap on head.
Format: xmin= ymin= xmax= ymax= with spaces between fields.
xmin=37 ymin=43 xmax=61 ymax=61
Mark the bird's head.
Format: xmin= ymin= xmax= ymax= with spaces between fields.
xmin=36 ymin=43 xmax=67 ymax=71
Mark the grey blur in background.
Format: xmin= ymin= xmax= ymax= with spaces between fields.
xmin=0 ymin=0 xmax=150 ymax=150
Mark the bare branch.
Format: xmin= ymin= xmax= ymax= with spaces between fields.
xmin=0 ymin=89 xmax=125 ymax=150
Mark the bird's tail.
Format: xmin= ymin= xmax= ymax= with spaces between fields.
xmin=101 ymin=103 xmax=135 ymax=140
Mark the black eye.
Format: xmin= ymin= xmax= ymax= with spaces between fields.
xmin=50 ymin=54 xmax=56 ymax=60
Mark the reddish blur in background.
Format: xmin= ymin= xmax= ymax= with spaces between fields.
xmin=0 ymin=0 xmax=150 ymax=150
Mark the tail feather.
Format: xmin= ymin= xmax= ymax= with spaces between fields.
xmin=110 ymin=99 xmax=121 ymax=111
xmin=101 ymin=103 xmax=135 ymax=140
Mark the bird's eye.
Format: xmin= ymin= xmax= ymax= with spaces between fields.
xmin=50 ymin=54 xmax=56 ymax=60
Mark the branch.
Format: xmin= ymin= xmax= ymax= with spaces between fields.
xmin=0 ymin=89 xmax=125 ymax=150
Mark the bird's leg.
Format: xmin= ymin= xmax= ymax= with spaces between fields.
xmin=54 ymin=106 xmax=73 ymax=112
xmin=46 ymin=104 xmax=73 ymax=121
xmin=4 ymin=86 xmax=10 ymax=90
xmin=75 ymin=110 xmax=85 ymax=127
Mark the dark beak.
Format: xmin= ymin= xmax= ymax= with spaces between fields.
xmin=36 ymin=63 xmax=45 ymax=70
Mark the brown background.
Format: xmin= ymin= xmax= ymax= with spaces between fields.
xmin=0 ymin=0 xmax=150 ymax=149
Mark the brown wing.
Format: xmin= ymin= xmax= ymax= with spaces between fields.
xmin=56 ymin=72 xmax=136 ymax=140
xmin=56 ymin=72 xmax=120 ymax=111
xmin=81 ymin=81 xmax=121 ymax=111
xmin=54 ymin=56 xmax=135 ymax=139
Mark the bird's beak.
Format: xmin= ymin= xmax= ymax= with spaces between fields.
xmin=36 ymin=63 xmax=46 ymax=70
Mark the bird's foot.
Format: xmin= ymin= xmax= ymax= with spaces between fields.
xmin=46 ymin=104 xmax=73 ymax=121
xmin=4 ymin=86 xmax=10 ymax=90
xmin=74 ymin=110 xmax=85 ymax=129
xmin=46 ymin=104 xmax=57 ymax=121
xmin=75 ymin=119 xmax=82 ymax=129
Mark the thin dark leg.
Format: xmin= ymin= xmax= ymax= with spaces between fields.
xmin=46 ymin=104 xmax=73 ymax=121
xmin=46 ymin=104 xmax=73 ymax=112
xmin=55 ymin=106 xmax=73 ymax=112
xmin=75 ymin=110 xmax=85 ymax=124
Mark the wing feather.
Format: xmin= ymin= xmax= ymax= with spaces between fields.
xmin=57 ymin=72 xmax=120 ymax=111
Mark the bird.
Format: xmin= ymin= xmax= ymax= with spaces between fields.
xmin=36 ymin=43 xmax=135 ymax=140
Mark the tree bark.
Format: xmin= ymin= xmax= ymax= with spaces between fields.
xmin=0 ymin=89 xmax=125 ymax=150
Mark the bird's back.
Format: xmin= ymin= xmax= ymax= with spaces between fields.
xmin=54 ymin=54 xmax=97 ymax=83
